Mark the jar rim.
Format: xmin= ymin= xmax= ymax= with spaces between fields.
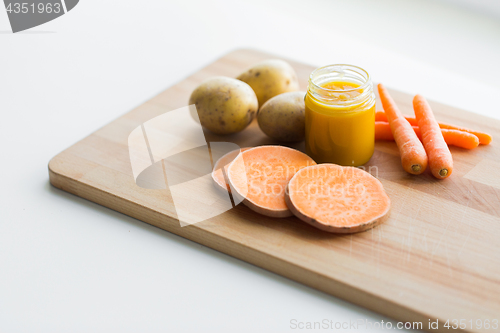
xmin=309 ymin=64 xmax=371 ymax=93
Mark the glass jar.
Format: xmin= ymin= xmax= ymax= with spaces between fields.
xmin=305 ymin=64 xmax=376 ymax=166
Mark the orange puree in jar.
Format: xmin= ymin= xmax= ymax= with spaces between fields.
xmin=305 ymin=65 xmax=375 ymax=166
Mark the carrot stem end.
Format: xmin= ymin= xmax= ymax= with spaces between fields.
xmin=411 ymin=164 xmax=422 ymax=173
xmin=439 ymin=169 xmax=448 ymax=178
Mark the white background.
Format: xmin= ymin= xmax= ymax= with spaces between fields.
xmin=1 ymin=0 xmax=499 ymax=332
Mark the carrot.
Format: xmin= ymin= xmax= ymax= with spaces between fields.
xmin=376 ymin=110 xmax=491 ymax=145
xmin=212 ymin=148 xmax=251 ymax=192
xmin=375 ymin=122 xmax=479 ymax=149
xmin=285 ymin=164 xmax=391 ymax=233
xmin=438 ymin=123 xmax=492 ymax=145
xmin=413 ymin=95 xmax=453 ymax=179
xmin=375 ymin=111 xmax=387 ymax=122
xmin=440 ymin=129 xmax=480 ymax=149
xmin=378 ymin=84 xmax=428 ymax=175
xmin=375 ymin=121 xmax=397 ymax=141
xmin=227 ymin=146 xmax=315 ymax=218
xmin=376 ymin=110 xmax=417 ymax=126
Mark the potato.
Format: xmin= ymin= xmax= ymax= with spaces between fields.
xmin=257 ymin=91 xmax=306 ymax=142
xmin=237 ymin=59 xmax=299 ymax=106
xmin=189 ymin=76 xmax=258 ymax=135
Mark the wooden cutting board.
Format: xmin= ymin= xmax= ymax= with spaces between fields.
xmin=49 ymin=49 xmax=500 ymax=333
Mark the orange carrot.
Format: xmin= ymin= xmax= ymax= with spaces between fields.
xmin=375 ymin=111 xmax=387 ymax=122
xmin=376 ymin=111 xmax=491 ymax=145
xmin=378 ymin=84 xmax=428 ymax=175
xmin=375 ymin=110 xmax=386 ymax=122
xmin=413 ymin=95 xmax=453 ymax=179
xmin=375 ymin=122 xmax=397 ymax=141
xmin=439 ymin=129 xmax=480 ymax=149
xmin=376 ymin=111 xmax=417 ymax=126
xmin=438 ymin=123 xmax=492 ymax=145
xmin=375 ymin=122 xmax=479 ymax=149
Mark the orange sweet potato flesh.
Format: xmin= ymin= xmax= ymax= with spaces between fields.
xmin=212 ymin=148 xmax=251 ymax=192
xmin=228 ymin=146 xmax=316 ymax=218
xmin=285 ymin=164 xmax=391 ymax=233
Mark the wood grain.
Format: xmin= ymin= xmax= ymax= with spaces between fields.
xmin=49 ymin=49 xmax=500 ymax=333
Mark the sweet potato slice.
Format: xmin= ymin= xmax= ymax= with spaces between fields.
xmin=212 ymin=148 xmax=251 ymax=192
xmin=227 ymin=146 xmax=316 ymax=218
xmin=285 ymin=164 xmax=390 ymax=233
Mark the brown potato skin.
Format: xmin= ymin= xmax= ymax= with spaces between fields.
xmin=189 ymin=77 xmax=258 ymax=135
xmin=257 ymin=91 xmax=306 ymax=142
xmin=237 ymin=59 xmax=300 ymax=106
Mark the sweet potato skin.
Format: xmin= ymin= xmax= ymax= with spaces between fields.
xmin=227 ymin=145 xmax=314 ymax=218
xmin=285 ymin=186 xmax=390 ymax=233
xmin=285 ymin=165 xmax=391 ymax=233
xmin=212 ymin=148 xmax=251 ymax=192
xmin=233 ymin=187 xmax=293 ymax=218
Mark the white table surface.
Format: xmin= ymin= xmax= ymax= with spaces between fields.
xmin=1 ymin=0 xmax=499 ymax=332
